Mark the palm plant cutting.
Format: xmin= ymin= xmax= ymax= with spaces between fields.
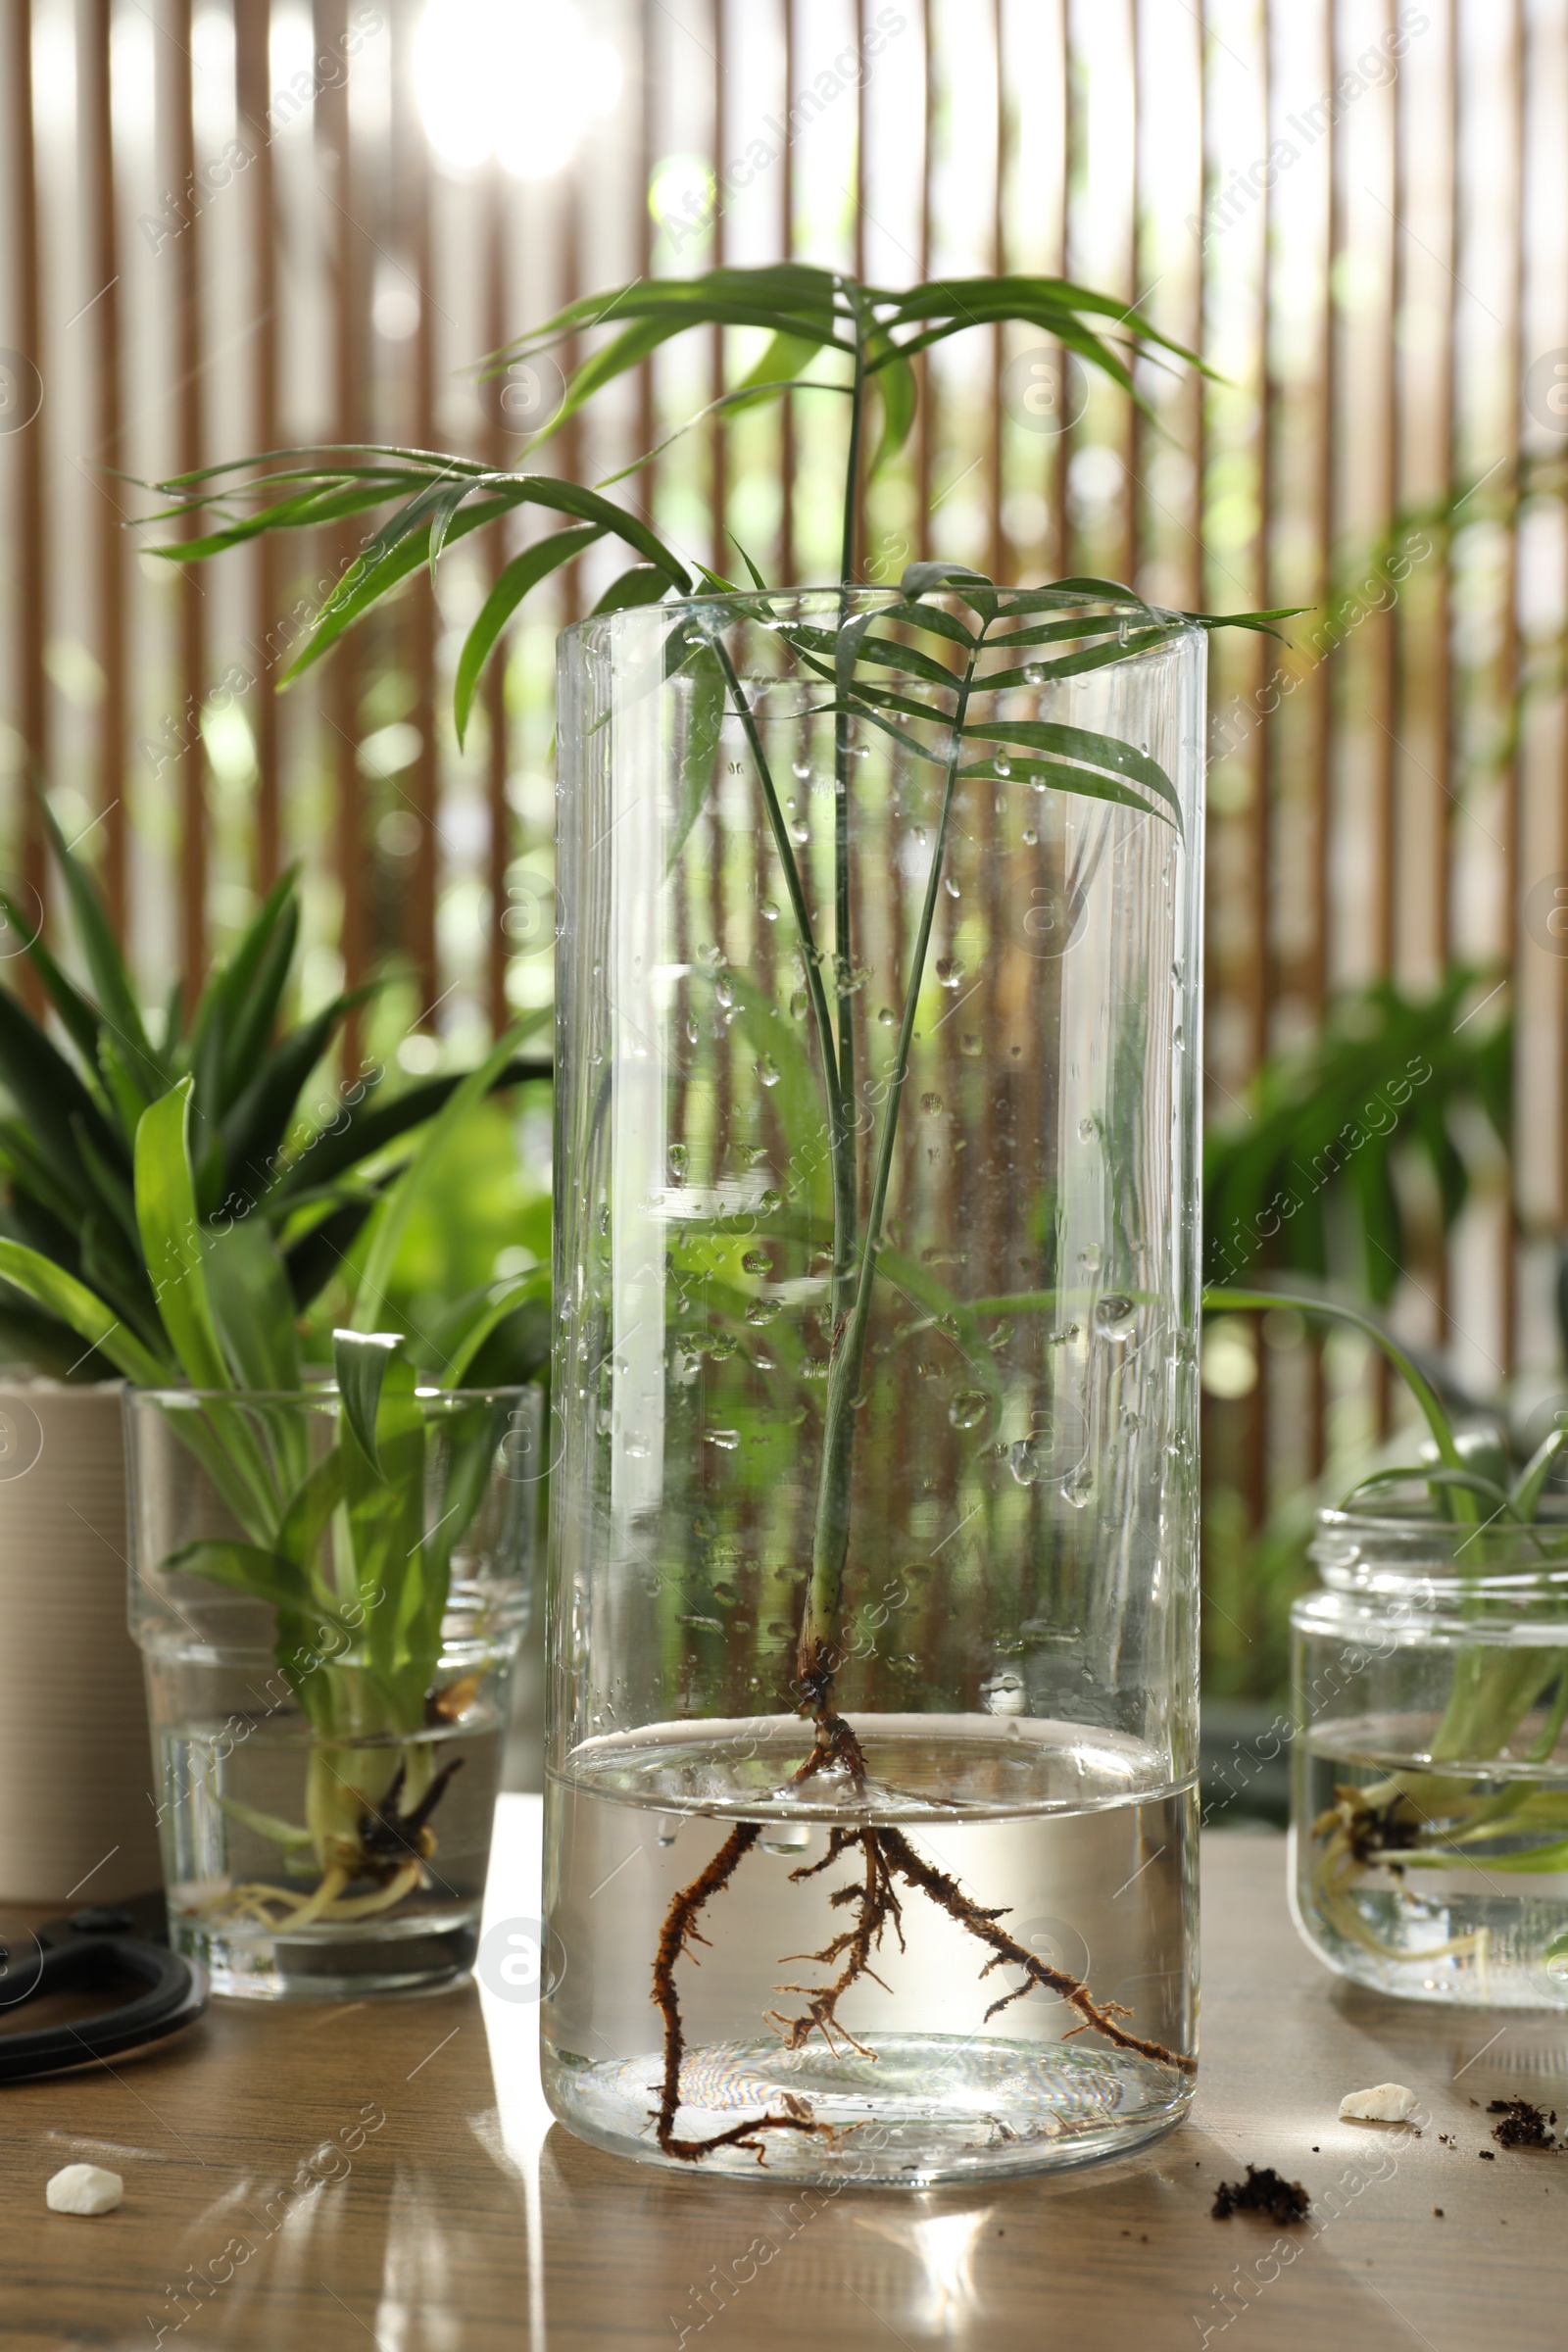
xmin=151 ymin=263 xmax=1285 ymax=2166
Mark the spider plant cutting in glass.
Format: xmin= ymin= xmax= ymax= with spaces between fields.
xmin=1211 ymin=1285 xmax=1568 ymax=1992
xmin=146 ymin=263 xmax=1291 ymax=2134
xmin=0 ymin=807 xmax=546 ymax=1934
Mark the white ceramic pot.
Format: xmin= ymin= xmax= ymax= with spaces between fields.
xmin=0 ymin=1383 xmax=161 ymax=1903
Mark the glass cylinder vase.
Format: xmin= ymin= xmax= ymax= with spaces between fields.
xmin=1292 ymin=1504 xmax=1568 ymax=2006
xmin=126 ymin=1381 xmax=543 ymax=1997
xmin=545 ymin=587 xmax=1205 ymax=2181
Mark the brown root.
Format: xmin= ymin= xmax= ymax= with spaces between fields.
xmin=650 ymin=1820 xmax=828 ymax=2162
xmin=765 ymin=1828 xmax=906 ymax=2054
xmin=873 ymin=1825 xmax=1197 ymax=2075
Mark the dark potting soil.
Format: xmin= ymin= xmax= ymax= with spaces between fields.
xmin=1210 ymin=2166 xmax=1311 ymax=2224
xmin=1488 ymin=2099 xmax=1562 ymax=2152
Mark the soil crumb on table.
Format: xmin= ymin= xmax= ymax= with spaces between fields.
xmin=1210 ymin=2166 xmax=1311 ymax=2224
xmin=1488 ymin=2100 xmax=1561 ymax=2153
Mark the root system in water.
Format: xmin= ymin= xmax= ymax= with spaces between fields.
xmin=649 ymin=1700 xmax=1195 ymax=2165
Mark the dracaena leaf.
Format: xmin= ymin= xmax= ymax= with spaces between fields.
xmin=0 ymin=1236 xmax=168 ymax=1384
xmin=134 ymin=1078 xmax=230 ymax=1390
xmin=333 ymin=1326 xmax=404 ymax=1474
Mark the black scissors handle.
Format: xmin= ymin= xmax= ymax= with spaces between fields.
xmin=0 ymin=1906 xmax=207 ymax=2083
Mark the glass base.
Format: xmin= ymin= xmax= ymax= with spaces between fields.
xmin=171 ymin=1904 xmax=480 ymax=2000
xmin=545 ymin=2034 xmax=1192 ymax=2184
xmin=1290 ymin=1834 xmax=1568 ymax=2010
xmin=541 ymin=1719 xmax=1198 ymax=2181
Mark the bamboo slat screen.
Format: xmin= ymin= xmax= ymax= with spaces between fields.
xmin=1 ymin=0 xmax=1566 ymax=1679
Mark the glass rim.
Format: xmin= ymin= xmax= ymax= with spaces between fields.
xmin=1312 ymin=1502 xmax=1568 ymax=1592
xmin=560 ymin=582 xmax=1209 ymax=643
xmin=126 ymin=1381 xmax=541 ymax=1407
xmin=1317 ymin=1502 xmax=1568 ymax=1539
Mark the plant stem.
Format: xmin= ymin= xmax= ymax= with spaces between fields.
xmin=799 ymin=639 xmax=982 ymax=1685
xmin=710 ymin=636 xmax=858 ymax=1352
xmin=828 ymin=293 xmax=868 ymax=1332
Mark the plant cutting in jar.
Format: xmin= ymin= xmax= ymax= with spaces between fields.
xmin=1209 ymin=1284 xmax=1568 ymax=1984
xmin=0 ymin=810 xmax=546 ymax=1934
xmin=149 ymin=263 xmax=1286 ymax=2154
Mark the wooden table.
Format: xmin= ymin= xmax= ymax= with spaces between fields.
xmin=1 ymin=1805 xmax=1562 ymax=2350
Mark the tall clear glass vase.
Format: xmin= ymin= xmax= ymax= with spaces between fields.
xmin=544 ymin=587 xmax=1205 ymax=2181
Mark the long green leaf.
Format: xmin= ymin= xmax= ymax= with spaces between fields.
xmin=165 ymin=1537 xmax=311 ymax=1614
xmin=38 ymin=795 xmax=161 ymax=1097
xmin=0 ymin=888 xmax=104 ymax=1072
xmin=1204 ymin=1285 xmax=1463 ymax=1476
xmin=959 ymin=718 xmax=1185 ymax=835
xmin=217 ymin=985 xmax=377 ymax=1210
xmin=0 ymin=1237 xmax=168 ymax=1383
xmin=455 ymin=524 xmax=601 ymax=746
xmin=332 ymin=1327 xmax=403 ymax=1474
xmin=134 ymin=1080 xmax=230 ymax=1390
xmin=204 ymin=1211 xmax=302 ymax=1391
xmin=0 ymin=987 xmax=123 ymax=1196
xmin=353 ymin=1028 xmax=527 ymax=1330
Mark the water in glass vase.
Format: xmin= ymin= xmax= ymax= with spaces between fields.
xmin=542 ymin=1716 xmax=1197 ymax=2183
xmin=1294 ymin=1719 xmax=1568 ymax=2007
xmin=159 ymin=1706 xmax=506 ymax=1998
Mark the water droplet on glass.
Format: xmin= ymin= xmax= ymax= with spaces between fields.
xmin=1077 ymin=1117 xmax=1097 ymax=1142
xmin=760 ymin=900 xmax=779 ymax=923
xmin=707 ymin=1428 xmax=741 ymax=1451
xmin=960 ymin=1034 xmax=982 ymax=1058
xmin=760 ymin=1823 xmax=813 ymax=1856
xmin=758 ymin=1188 xmax=783 ymax=1215
xmin=684 ymin=1017 xmax=700 ymax=1045
xmin=697 ymin=942 xmax=724 ymax=967
xmin=755 ymin=1055 xmax=781 ymax=1088
xmin=792 ymin=758 xmax=811 ymax=781
xmin=707 ymin=1335 xmax=737 ymax=1362
xmin=655 ymin=1814 xmax=681 ymax=1847
xmin=1095 ymin=1294 xmax=1137 ymax=1342
xmin=948 ymin=1389 xmax=988 ymax=1431
xmin=1080 ymin=1242 xmax=1102 ymax=1271
xmin=877 ymin=1004 xmax=895 ymax=1027
xmin=1021 ymin=825 xmax=1038 ymax=848
xmin=668 ymin=1144 xmax=689 ymax=1179
xmin=624 ymin=1432 xmax=651 ymax=1459
xmin=981 ymin=1671 xmax=1026 ymax=1717
xmin=993 ymin=756 xmax=1011 ymax=778
xmin=746 ymin=1298 xmax=781 ymax=1326
xmin=935 ymin=957 xmax=964 ymax=990
xmin=1059 ymin=1462 xmax=1095 ymax=1508
xmin=742 ymin=1249 xmax=771 ymax=1274
xmin=789 ymin=988 xmax=808 ymax=1019
xmin=921 ymin=1092 xmax=943 ymax=1114
xmin=715 ymin=977 xmax=735 ymax=1009
xmin=789 ymin=820 xmax=809 ymax=847
xmin=944 ymin=875 xmax=961 ymax=899
xmin=1023 ymin=663 xmax=1044 ymax=685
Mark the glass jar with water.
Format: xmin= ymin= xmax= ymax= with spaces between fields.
xmin=1293 ymin=1504 xmax=1568 ymax=2006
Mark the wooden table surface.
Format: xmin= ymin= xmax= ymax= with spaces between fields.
xmin=1 ymin=1802 xmax=1563 ymax=2351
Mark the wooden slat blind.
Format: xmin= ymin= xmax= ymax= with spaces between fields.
xmin=1 ymin=0 xmax=1564 ymax=1659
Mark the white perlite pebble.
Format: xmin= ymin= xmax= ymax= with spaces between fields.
xmin=1339 ymin=2082 xmax=1418 ymax=2124
xmin=46 ymin=2164 xmax=123 ymax=2215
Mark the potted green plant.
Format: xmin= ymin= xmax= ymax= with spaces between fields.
xmin=149 ymin=265 xmax=1284 ymax=2163
xmin=1211 ymin=1284 xmax=1568 ymax=2005
xmin=0 ymin=805 xmax=544 ymax=1924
